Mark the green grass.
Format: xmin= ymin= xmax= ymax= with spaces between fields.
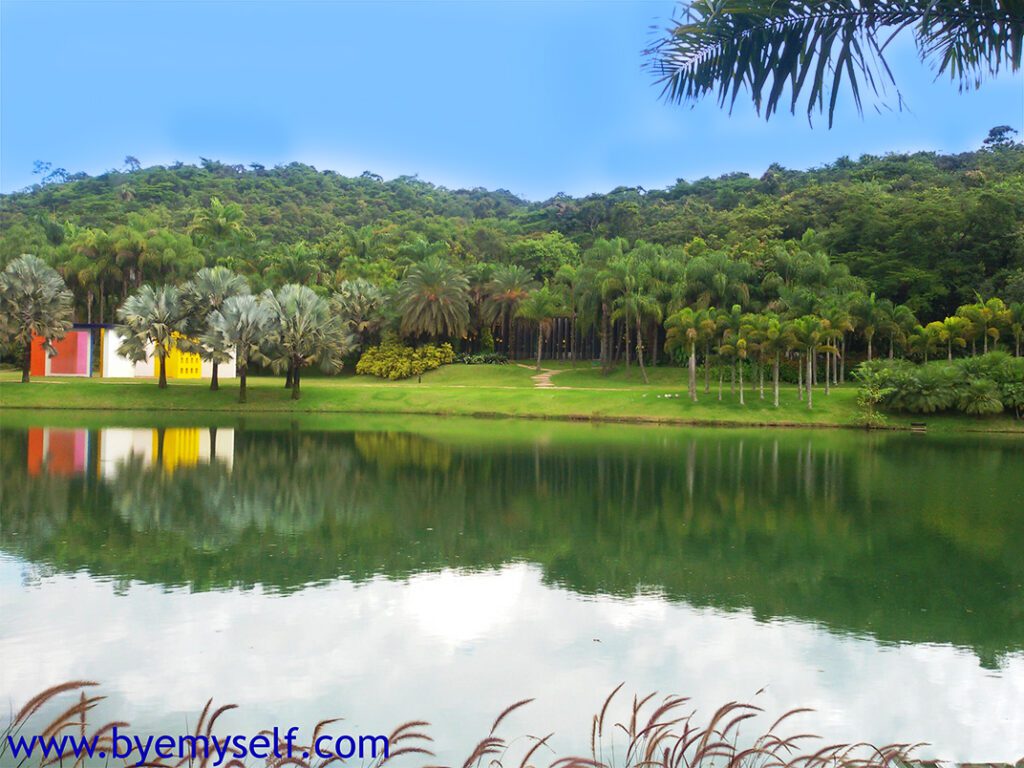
xmin=1 ymin=363 xmax=1020 ymax=433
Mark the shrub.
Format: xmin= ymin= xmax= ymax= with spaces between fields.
xmin=456 ymin=352 xmax=508 ymax=365
xmin=957 ymin=378 xmax=1004 ymax=415
xmin=854 ymin=352 xmax=1023 ymax=418
xmin=355 ymin=336 xmax=455 ymax=380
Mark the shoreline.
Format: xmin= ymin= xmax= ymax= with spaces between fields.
xmin=2 ymin=368 xmax=1021 ymax=434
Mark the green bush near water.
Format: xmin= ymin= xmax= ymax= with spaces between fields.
xmin=356 ymin=337 xmax=456 ymax=380
xmin=855 ymin=352 xmax=1024 ymax=418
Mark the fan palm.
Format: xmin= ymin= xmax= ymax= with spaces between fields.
xmin=397 ymin=256 xmax=471 ymax=341
xmin=264 ymin=284 xmax=349 ymax=400
xmin=116 ymin=284 xmax=189 ymax=389
xmin=332 ymin=278 xmax=387 ymax=352
xmin=204 ymin=293 xmax=274 ymax=403
xmin=0 ymin=255 xmax=74 ymax=383
xmin=183 ymin=266 xmax=250 ymax=390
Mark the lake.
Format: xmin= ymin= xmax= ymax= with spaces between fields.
xmin=1 ymin=415 xmax=1022 ymax=760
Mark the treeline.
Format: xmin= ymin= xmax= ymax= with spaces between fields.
xmin=1 ymin=130 xmax=1023 ymax=327
xmin=4 ymin=250 xmax=1021 ymax=414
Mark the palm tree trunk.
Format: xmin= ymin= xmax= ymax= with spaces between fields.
xmin=688 ymin=343 xmax=697 ymax=402
xmin=773 ymin=352 xmax=780 ymax=408
xmin=867 ymin=335 xmax=873 ymax=361
xmin=21 ymin=341 xmax=32 ymax=383
xmin=806 ymin=349 xmax=813 ymax=409
xmin=738 ymin=362 xmax=744 ymax=405
xmin=86 ymin=290 xmax=93 ymax=324
xmin=635 ymin=319 xmax=649 ymax=384
xmin=535 ymin=330 xmax=543 ymax=372
xmin=239 ymin=363 xmax=248 ymax=403
xmin=798 ymin=354 xmax=804 ymax=400
xmin=158 ymin=354 xmax=167 ymax=389
xmin=98 ymin=283 xmax=105 ymax=323
xmin=824 ymin=353 xmax=830 ymax=396
xmin=285 ymin=361 xmax=293 ymax=389
xmin=948 ymin=339 xmax=953 ymax=360
xmin=210 ymin=362 xmax=219 ymax=391
xmin=570 ymin=313 xmax=576 ymax=367
xmin=840 ymin=336 xmax=846 ymax=382
xmin=718 ymin=369 xmax=723 ymax=401
xmin=759 ymin=362 xmax=764 ymax=399
xmin=703 ymin=343 xmax=711 ymax=393
xmin=600 ymin=302 xmax=611 ymax=373
xmin=624 ymin=315 xmax=631 ymax=370
xmin=291 ymin=359 xmax=301 ymax=400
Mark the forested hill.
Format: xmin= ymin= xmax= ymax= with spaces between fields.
xmin=2 ymin=140 xmax=1023 ymax=321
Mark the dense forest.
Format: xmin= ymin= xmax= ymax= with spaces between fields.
xmin=2 ymin=130 xmax=1022 ymax=330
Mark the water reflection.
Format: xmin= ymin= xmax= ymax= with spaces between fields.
xmin=2 ymin=423 xmax=1022 ymax=668
xmin=2 ymin=421 xmax=1023 ymax=759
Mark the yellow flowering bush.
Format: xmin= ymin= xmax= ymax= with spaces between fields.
xmin=355 ymin=337 xmax=455 ymax=380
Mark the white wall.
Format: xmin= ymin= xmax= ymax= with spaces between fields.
xmin=101 ymin=329 xmax=147 ymax=378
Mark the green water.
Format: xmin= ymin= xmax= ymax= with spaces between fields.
xmin=1 ymin=416 xmax=1022 ymax=759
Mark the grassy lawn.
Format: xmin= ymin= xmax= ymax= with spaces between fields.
xmin=1 ymin=363 xmax=1020 ymax=432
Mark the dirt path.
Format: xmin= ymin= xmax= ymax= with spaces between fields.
xmin=516 ymin=363 xmax=570 ymax=389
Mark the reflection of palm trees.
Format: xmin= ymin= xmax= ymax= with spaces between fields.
xmin=1 ymin=426 xmax=1022 ymax=664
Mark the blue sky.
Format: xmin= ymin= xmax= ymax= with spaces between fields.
xmin=2 ymin=1 xmax=1021 ymax=200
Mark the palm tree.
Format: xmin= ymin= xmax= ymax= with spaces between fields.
xmin=264 ymin=284 xmax=349 ymax=400
xmin=759 ymin=315 xmax=793 ymax=408
xmin=939 ymin=315 xmax=971 ymax=359
xmin=515 ymin=286 xmax=564 ymax=372
xmin=396 ymin=256 xmax=470 ymax=341
xmin=665 ymin=307 xmax=705 ymax=401
xmin=0 ymin=255 xmax=74 ymax=383
xmin=684 ymin=249 xmax=752 ymax=309
xmin=204 ymin=293 xmax=274 ymax=403
xmin=851 ymin=292 xmax=890 ymax=361
xmin=790 ymin=315 xmax=835 ymax=410
xmin=646 ymin=1 xmax=1022 ymax=127
xmin=189 ymin=196 xmax=251 ymax=241
xmin=1010 ymin=302 xmax=1024 ymax=357
xmin=183 ymin=266 xmax=250 ymax=390
xmin=483 ymin=264 xmax=536 ymax=356
xmin=116 ymin=285 xmax=189 ymax=389
xmin=332 ymin=278 xmax=386 ymax=352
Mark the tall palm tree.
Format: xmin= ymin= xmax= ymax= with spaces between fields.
xmin=939 ymin=315 xmax=971 ymax=359
xmin=584 ymin=237 xmax=628 ymax=372
xmin=264 ymin=284 xmax=349 ymax=400
xmin=851 ymin=292 xmax=890 ymax=361
xmin=204 ymin=293 xmax=274 ymax=403
xmin=646 ymin=0 xmax=1022 ymax=127
xmin=790 ymin=315 xmax=834 ymax=410
xmin=483 ymin=264 xmax=537 ymax=356
xmin=515 ymin=286 xmax=564 ymax=372
xmin=396 ymin=256 xmax=471 ymax=341
xmin=183 ymin=266 xmax=250 ymax=390
xmin=684 ymin=249 xmax=752 ymax=309
xmin=1009 ymin=301 xmax=1024 ymax=357
xmin=0 ymin=255 xmax=74 ymax=383
xmin=665 ymin=307 xmax=705 ymax=401
xmin=116 ymin=285 xmax=189 ymax=389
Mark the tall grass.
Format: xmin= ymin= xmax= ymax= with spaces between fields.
xmin=1 ymin=682 xmax=920 ymax=768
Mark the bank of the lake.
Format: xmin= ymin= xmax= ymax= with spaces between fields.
xmin=1 ymin=365 xmax=1021 ymax=433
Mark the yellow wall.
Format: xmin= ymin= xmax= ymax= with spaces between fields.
xmin=154 ymin=428 xmax=200 ymax=473
xmin=166 ymin=335 xmax=202 ymax=379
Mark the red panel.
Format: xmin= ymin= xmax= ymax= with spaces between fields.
xmin=50 ymin=333 xmax=84 ymax=374
xmin=46 ymin=430 xmax=87 ymax=476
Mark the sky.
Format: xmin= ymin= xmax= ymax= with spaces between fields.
xmin=1 ymin=1 xmax=1022 ymax=201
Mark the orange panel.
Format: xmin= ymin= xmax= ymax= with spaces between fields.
xmin=30 ymin=336 xmax=47 ymax=377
